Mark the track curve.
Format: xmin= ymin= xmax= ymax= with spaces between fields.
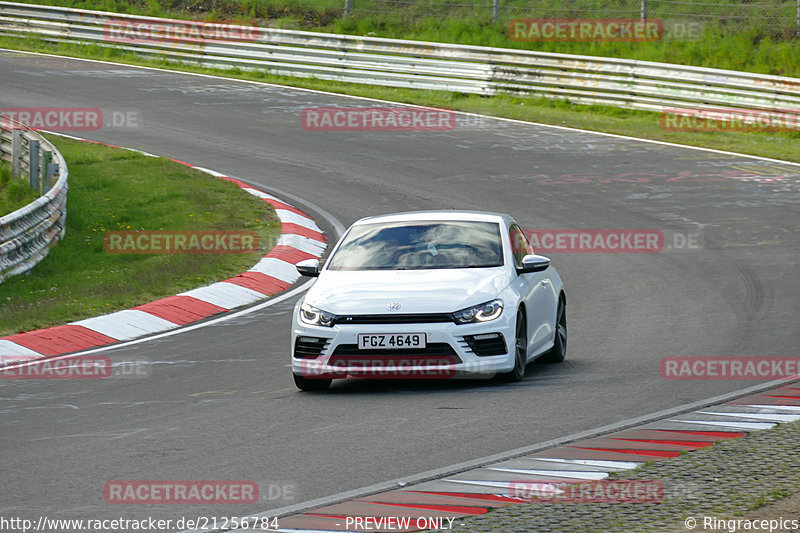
xmin=1 ymin=51 xmax=799 ymax=526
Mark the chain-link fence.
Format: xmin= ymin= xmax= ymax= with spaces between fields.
xmin=279 ymin=0 xmax=799 ymax=34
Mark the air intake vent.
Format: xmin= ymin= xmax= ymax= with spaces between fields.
xmin=293 ymin=336 xmax=330 ymax=359
xmin=462 ymin=333 xmax=506 ymax=356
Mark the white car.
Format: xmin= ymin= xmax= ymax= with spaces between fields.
xmin=290 ymin=211 xmax=566 ymax=391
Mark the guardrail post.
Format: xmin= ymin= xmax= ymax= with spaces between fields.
xmin=493 ymin=0 xmax=499 ymax=23
xmin=42 ymin=149 xmax=53 ymax=194
xmin=641 ymin=0 xmax=648 ymax=20
xmin=344 ymin=0 xmax=351 ymax=16
xmin=28 ymin=139 xmax=40 ymax=192
xmin=47 ymin=160 xmax=59 ymax=194
xmin=11 ymin=129 xmax=23 ymax=178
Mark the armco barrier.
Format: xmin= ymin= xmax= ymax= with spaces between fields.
xmin=0 ymin=116 xmax=68 ymax=283
xmin=1 ymin=2 xmax=800 ymax=123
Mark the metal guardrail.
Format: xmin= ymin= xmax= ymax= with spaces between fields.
xmin=0 ymin=116 xmax=68 ymax=283
xmin=1 ymin=2 xmax=800 ymax=123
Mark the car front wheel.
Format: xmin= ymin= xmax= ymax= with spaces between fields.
xmin=540 ymin=296 xmax=566 ymax=363
xmin=500 ymin=312 xmax=527 ymax=382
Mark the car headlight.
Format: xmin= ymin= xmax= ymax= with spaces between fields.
xmin=299 ymin=303 xmax=337 ymax=327
xmin=453 ymin=299 xmax=503 ymax=324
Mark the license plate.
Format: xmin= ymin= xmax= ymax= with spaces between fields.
xmin=357 ymin=333 xmax=427 ymax=350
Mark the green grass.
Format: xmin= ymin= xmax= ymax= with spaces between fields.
xmin=0 ymin=136 xmax=281 ymax=335
xmin=0 ymin=160 xmax=38 ymax=216
xmin=2 ymin=35 xmax=799 ymax=164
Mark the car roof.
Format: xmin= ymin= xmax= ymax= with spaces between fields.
xmin=352 ymin=210 xmax=513 ymax=226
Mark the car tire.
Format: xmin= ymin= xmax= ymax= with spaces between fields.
xmin=500 ymin=312 xmax=527 ymax=382
xmin=293 ymin=373 xmax=332 ymax=391
xmin=540 ymin=296 xmax=567 ymax=363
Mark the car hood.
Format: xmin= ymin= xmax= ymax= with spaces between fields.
xmin=305 ymin=267 xmax=510 ymax=315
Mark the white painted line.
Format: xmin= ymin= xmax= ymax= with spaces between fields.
xmin=488 ymin=467 xmax=608 ymax=480
xmin=0 ymin=340 xmax=43 ymax=357
xmin=444 ymin=479 xmax=515 ymax=489
xmin=743 ymin=404 xmax=800 ymax=411
xmin=532 ymin=458 xmax=641 ymax=470
xmin=44 ymin=132 xmax=158 ymax=158
xmin=248 ymin=258 xmax=301 ymax=284
xmin=668 ymin=420 xmax=775 ymax=430
xmin=445 ymin=479 xmax=565 ymax=496
xmin=277 ymin=234 xmax=327 ymax=256
xmin=697 ymin=411 xmax=800 ymax=422
xmin=180 ymin=282 xmax=266 ymax=310
xmin=71 ymin=310 xmax=178 ymax=341
xmin=275 ymin=209 xmax=321 ymax=231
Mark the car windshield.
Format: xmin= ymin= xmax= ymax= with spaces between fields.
xmin=328 ymin=220 xmax=504 ymax=270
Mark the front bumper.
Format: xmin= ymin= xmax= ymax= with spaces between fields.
xmin=291 ymin=313 xmax=517 ymax=380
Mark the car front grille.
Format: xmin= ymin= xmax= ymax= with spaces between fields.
xmin=331 ymin=313 xmax=455 ymax=325
xmin=330 ymin=343 xmax=462 ymax=366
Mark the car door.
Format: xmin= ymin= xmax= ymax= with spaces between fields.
xmin=508 ymin=224 xmax=558 ymax=356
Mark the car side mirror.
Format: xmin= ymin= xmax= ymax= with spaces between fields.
xmin=519 ymin=254 xmax=550 ymax=273
xmin=296 ymin=258 xmax=320 ymax=277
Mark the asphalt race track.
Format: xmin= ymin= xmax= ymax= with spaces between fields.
xmin=1 ymin=51 xmax=799 ymax=526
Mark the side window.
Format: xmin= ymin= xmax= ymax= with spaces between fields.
xmin=509 ymin=224 xmax=530 ymax=270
